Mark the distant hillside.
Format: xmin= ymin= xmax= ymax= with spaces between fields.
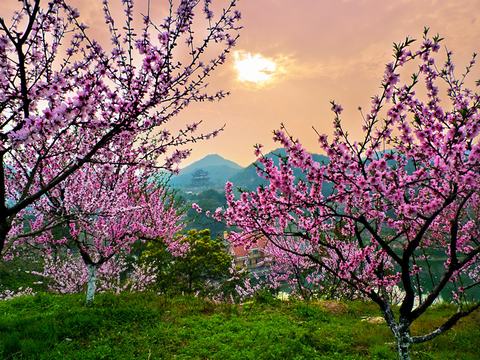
xmin=170 ymin=149 xmax=414 ymax=194
xmin=228 ymin=148 xmax=331 ymax=193
xmin=182 ymin=154 xmax=242 ymax=173
xmin=170 ymin=154 xmax=243 ymax=191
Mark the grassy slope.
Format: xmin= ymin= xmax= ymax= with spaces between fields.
xmin=0 ymin=293 xmax=479 ymax=359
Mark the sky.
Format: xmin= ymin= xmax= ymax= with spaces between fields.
xmin=2 ymin=0 xmax=480 ymax=167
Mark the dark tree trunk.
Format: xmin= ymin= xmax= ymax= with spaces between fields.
xmin=0 ymin=218 xmax=11 ymax=256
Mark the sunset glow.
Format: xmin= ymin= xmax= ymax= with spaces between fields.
xmin=233 ymin=51 xmax=277 ymax=85
xmin=1 ymin=0 xmax=479 ymax=167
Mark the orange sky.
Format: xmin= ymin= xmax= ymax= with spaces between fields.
xmin=2 ymin=0 xmax=480 ymax=166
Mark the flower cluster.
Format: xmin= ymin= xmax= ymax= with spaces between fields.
xmin=33 ymin=253 xmax=157 ymax=294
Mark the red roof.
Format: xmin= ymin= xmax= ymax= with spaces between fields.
xmin=231 ymin=236 xmax=268 ymax=257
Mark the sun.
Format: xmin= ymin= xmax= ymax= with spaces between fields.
xmin=233 ymin=51 xmax=278 ymax=85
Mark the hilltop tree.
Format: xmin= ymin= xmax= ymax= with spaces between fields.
xmin=0 ymin=0 xmax=241 ymax=257
xmin=217 ymin=31 xmax=480 ymax=359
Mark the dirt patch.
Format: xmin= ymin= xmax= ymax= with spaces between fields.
xmin=361 ymin=316 xmax=385 ymax=324
xmin=317 ymin=300 xmax=348 ymax=314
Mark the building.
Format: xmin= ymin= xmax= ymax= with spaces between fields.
xmin=229 ymin=235 xmax=270 ymax=273
xmin=190 ymin=169 xmax=210 ymax=188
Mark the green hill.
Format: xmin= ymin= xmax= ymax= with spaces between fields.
xmin=228 ymin=148 xmax=332 ymax=194
xmin=170 ymin=154 xmax=243 ymax=191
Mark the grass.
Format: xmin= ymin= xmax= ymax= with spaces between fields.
xmin=0 ymin=293 xmax=479 ymax=359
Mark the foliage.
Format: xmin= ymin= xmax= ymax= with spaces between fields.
xmin=142 ymin=229 xmax=233 ymax=295
xmin=0 ymin=0 xmax=241 ymax=257
xmin=0 ymin=255 xmax=44 ymax=293
xmin=9 ymin=161 xmax=186 ymax=304
xmin=183 ymin=189 xmax=228 ymax=238
xmin=31 ymin=253 xmax=157 ymax=295
xmin=1 ymin=293 xmax=479 ymax=359
xmin=217 ymin=30 xmax=480 ymax=359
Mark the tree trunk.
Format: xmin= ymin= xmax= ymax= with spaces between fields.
xmin=396 ymin=330 xmax=412 ymax=360
xmin=0 ymin=218 xmax=11 ymax=256
xmin=86 ymin=264 xmax=97 ymax=305
xmin=382 ymin=304 xmax=412 ymax=360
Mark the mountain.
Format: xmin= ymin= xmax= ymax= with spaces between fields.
xmin=182 ymin=154 xmax=242 ymax=173
xmin=170 ymin=154 xmax=243 ymax=191
xmin=170 ymin=149 xmax=334 ymax=193
xmin=228 ymin=148 xmax=331 ymax=193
